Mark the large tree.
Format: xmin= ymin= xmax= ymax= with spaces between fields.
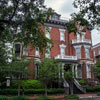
xmin=0 ymin=0 xmax=52 ymax=61
xmin=73 ymin=0 xmax=100 ymax=30
xmin=1 ymin=58 xmax=32 ymax=96
xmin=36 ymin=58 xmax=62 ymax=96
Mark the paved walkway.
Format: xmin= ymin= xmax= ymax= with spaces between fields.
xmin=28 ymin=93 xmax=98 ymax=100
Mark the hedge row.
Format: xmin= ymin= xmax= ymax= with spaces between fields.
xmin=0 ymin=89 xmax=64 ymax=95
xmin=0 ymin=96 xmax=30 ymax=100
xmin=86 ymin=85 xmax=100 ymax=92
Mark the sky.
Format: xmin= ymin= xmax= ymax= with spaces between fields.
xmin=44 ymin=0 xmax=100 ymax=45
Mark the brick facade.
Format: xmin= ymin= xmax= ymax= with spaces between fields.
xmin=15 ymin=13 xmax=95 ymax=86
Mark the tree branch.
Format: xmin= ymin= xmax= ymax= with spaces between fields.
xmin=9 ymin=0 xmax=20 ymax=21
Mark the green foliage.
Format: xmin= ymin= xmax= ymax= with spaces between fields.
xmin=79 ymin=79 xmax=88 ymax=86
xmin=73 ymin=0 xmax=100 ymax=29
xmin=95 ymin=60 xmax=100 ymax=67
xmin=94 ymin=67 xmax=100 ymax=80
xmin=11 ymin=80 xmax=44 ymax=89
xmin=0 ymin=96 xmax=8 ymax=100
xmin=47 ymin=89 xmax=64 ymax=94
xmin=0 ymin=89 xmax=64 ymax=95
xmin=37 ymin=58 xmax=62 ymax=95
xmin=65 ymin=94 xmax=79 ymax=99
xmin=9 ymin=96 xmax=30 ymax=100
xmin=86 ymin=85 xmax=100 ymax=92
xmin=37 ymin=58 xmax=62 ymax=83
xmin=66 ymin=13 xmax=90 ymax=34
xmin=35 ymin=96 xmax=57 ymax=100
xmin=64 ymin=66 xmax=74 ymax=83
xmin=97 ymin=92 xmax=100 ymax=96
xmin=0 ymin=0 xmax=53 ymax=52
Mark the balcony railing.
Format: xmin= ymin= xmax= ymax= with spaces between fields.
xmin=55 ymin=55 xmax=77 ymax=60
xmin=72 ymin=39 xmax=92 ymax=44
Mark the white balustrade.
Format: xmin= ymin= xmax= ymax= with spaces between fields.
xmin=55 ymin=55 xmax=77 ymax=60
xmin=72 ymin=39 xmax=91 ymax=44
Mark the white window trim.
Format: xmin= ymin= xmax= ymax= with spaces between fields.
xmin=86 ymin=64 xmax=91 ymax=78
xmin=14 ymin=42 xmax=22 ymax=58
xmin=45 ymin=27 xmax=51 ymax=39
xmin=23 ymin=46 xmax=28 ymax=56
xmin=45 ymin=49 xmax=51 ymax=58
xmin=59 ymin=29 xmax=65 ymax=41
xmin=35 ymin=48 xmax=40 ymax=57
xmin=81 ymin=32 xmax=86 ymax=41
xmin=74 ymin=46 xmax=81 ymax=59
xmin=84 ymin=45 xmax=90 ymax=59
xmin=59 ymin=44 xmax=66 ymax=56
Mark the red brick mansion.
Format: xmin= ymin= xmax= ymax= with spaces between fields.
xmin=14 ymin=13 xmax=95 ymax=92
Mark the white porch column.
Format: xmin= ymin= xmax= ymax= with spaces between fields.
xmin=75 ymin=64 xmax=78 ymax=78
xmin=62 ymin=63 xmax=65 ymax=78
xmin=72 ymin=65 xmax=75 ymax=78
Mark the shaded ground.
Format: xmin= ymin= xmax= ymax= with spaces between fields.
xmin=29 ymin=93 xmax=98 ymax=100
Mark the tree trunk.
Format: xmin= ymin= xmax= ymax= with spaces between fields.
xmin=70 ymin=82 xmax=73 ymax=95
xmin=45 ymin=84 xmax=47 ymax=96
xmin=18 ymin=74 xmax=21 ymax=96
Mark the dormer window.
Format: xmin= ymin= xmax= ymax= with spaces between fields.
xmin=51 ymin=13 xmax=60 ymax=20
xmin=59 ymin=29 xmax=65 ymax=41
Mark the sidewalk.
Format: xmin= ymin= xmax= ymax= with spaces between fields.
xmin=28 ymin=93 xmax=98 ymax=100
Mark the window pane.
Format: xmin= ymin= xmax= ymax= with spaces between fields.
xmin=77 ymin=65 xmax=82 ymax=78
xmin=35 ymin=48 xmax=39 ymax=56
xmin=60 ymin=31 xmax=65 ymax=41
xmin=87 ymin=65 xmax=91 ymax=78
xmin=85 ymin=48 xmax=89 ymax=58
xmin=76 ymin=48 xmax=81 ymax=58
xmin=61 ymin=48 xmax=65 ymax=55
xmin=15 ymin=44 xmax=20 ymax=53
xmin=23 ymin=46 xmax=28 ymax=56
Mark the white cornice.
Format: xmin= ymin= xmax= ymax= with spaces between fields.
xmin=59 ymin=28 xmax=65 ymax=32
xmin=59 ymin=44 xmax=66 ymax=48
xmin=92 ymin=43 xmax=100 ymax=49
xmin=84 ymin=45 xmax=91 ymax=49
xmin=74 ymin=45 xmax=82 ymax=49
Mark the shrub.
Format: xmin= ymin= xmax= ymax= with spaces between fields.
xmin=48 ymin=89 xmax=64 ymax=94
xmin=79 ymin=79 xmax=88 ymax=86
xmin=11 ymin=80 xmax=44 ymax=89
xmin=9 ymin=96 xmax=30 ymax=100
xmin=35 ymin=96 xmax=57 ymax=100
xmin=86 ymin=85 xmax=100 ymax=92
xmin=0 ymin=96 xmax=8 ymax=100
xmin=65 ymin=94 xmax=79 ymax=99
xmin=0 ymin=89 xmax=19 ymax=95
xmin=0 ymin=88 xmax=64 ymax=95
xmin=86 ymin=86 xmax=95 ymax=92
xmin=97 ymin=92 xmax=100 ymax=96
